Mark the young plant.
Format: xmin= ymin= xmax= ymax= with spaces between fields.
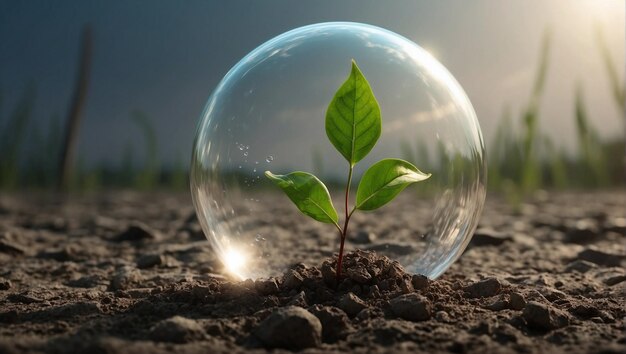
xmin=265 ymin=60 xmax=431 ymax=280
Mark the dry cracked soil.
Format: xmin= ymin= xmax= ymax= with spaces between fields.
xmin=0 ymin=191 xmax=624 ymax=353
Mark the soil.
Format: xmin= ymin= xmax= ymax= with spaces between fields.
xmin=0 ymin=191 xmax=624 ymax=353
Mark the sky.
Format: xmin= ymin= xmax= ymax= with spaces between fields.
xmin=0 ymin=0 xmax=624 ymax=167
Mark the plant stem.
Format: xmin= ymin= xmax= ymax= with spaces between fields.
xmin=336 ymin=164 xmax=354 ymax=281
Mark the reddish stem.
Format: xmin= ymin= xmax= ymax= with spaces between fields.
xmin=336 ymin=232 xmax=346 ymax=280
xmin=336 ymin=165 xmax=354 ymax=281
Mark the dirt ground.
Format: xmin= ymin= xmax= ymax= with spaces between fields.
xmin=0 ymin=191 xmax=624 ymax=353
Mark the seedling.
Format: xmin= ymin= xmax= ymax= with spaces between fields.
xmin=265 ymin=60 xmax=431 ymax=280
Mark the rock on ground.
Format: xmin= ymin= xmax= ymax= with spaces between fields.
xmin=522 ymin=301 xmax=570 ymax=331
xmin=309 ymin=305 xmax=353 ymax=343
xmin=464 ymin=277 xmax=502 ymax=298
xmin=337 ymin=292 xmax=367 ymax=317
xmin=254 ymin=306 xmax=322 ymax=350
xmin=149 ymin=316 xmax=206 ymax=343
xmin=389 ymin=293 xmax=432 ymax=321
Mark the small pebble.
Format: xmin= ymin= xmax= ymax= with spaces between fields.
xmin=522 ymin=301 xmax=570 ymax=331
xmin=110 ymin=267 xmax=142 ymax=291
xmin=390 ymin=293 xmax=431 ymax=321
xmin=464 ymin=278 xmax=502 ymax=298
xmin=564 ymin=219 xmax=598 ymax=244
xmin=254 ymin=278 xmax=279 ymax=295
xmin=571 ymin=304 xmax=602 ymax=319
xmin=254 ymin=306 xmax=321 ymax=350
xmin=400 ymin=277 xmax=414 ymax=294
xmin=114 ymin=222 xmax=159 ymax=242
xmin=352 ymin=231 xmax=376 ymax=244
xmin=368 ymin=284 xmax=381 ymax=298
xmin=66 ymin=275 xmax=104 ymax=289
xmin=509 ymin=292 xmax=526 ymax=310
xmin=564 ymin=259 xmax=597 ymax=273
xmin=484 ymin=297 xmax=509 ymax=311
xmin=309 ymin=305 xmax=353 ymax=343
xmin=136 ymin=254 xmax=164 ymax=269
xmin=577 ymin=249 xmax=625 ymax=267
xmin=345 ymin=264 xmax=372 ymax=284
xmin=604 ymin=274 xmax=626 ymax=286
xmin=149 ymin=316 xmax=205 ymax=343
xmin=411 ymin=274 xmax=430 ymax=290
xmin=282 ymin=269 xmax=304 ymax=289
xmin=338 ymin=292 xmax=367 ymax=317
xmin=287 ymin=291 xmax=308 ymax=307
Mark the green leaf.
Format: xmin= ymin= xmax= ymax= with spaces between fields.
xmin=356 ymin=158 xmax=431 ymax=211
xmin=326 ymin=60 xmax=381 ymax=166
xmin=265 ymin=171 xmax=339 ymax=224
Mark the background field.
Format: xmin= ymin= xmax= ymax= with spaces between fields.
xmin=0 ymin=0 xmax=623 ymax=196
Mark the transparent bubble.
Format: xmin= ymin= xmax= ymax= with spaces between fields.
xmin=191 ymin=22 xmax=486 ymax=280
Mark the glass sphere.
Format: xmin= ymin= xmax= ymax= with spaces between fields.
xmin=191 ymin=22 xmax=486 ymax=280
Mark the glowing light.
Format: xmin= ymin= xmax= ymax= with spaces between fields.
xmin=572 ymin=0 xmax=623 ymax=24
xmin=421 ymin=45 xmax=439 ymax=61
xmin=224 ymin=248 xmax=247 ymax=279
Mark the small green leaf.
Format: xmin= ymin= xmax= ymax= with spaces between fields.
xmin=356 ymin=158 xmax=431 ymax=211
xmin=265 ymin=171 xmax=339 ymax=224
xmin=326 ymin=60 xmax=381 ymax=166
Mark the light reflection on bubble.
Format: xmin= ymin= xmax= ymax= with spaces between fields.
xmin=224 ymin=248 xmax=248 ymax=279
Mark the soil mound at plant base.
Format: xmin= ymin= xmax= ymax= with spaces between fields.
xmin=0 ymin=192 xmax=624 ymax=353
xmin=275 ymin=250 xmax=426 ymax=303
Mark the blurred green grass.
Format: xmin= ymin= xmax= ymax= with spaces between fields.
xmin=404 ymin=29 xmax=624 ymax=203
xmin=0 ymin=29 xmax=623 ymax=195
xmin=484 ymin=29 xmax=624 ymax=196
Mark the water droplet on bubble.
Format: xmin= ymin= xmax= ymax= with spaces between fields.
xmin=265 ymin=156 xmax=274 ymax=163
xmin=243 ymin=151 xmax=249 ymax=157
